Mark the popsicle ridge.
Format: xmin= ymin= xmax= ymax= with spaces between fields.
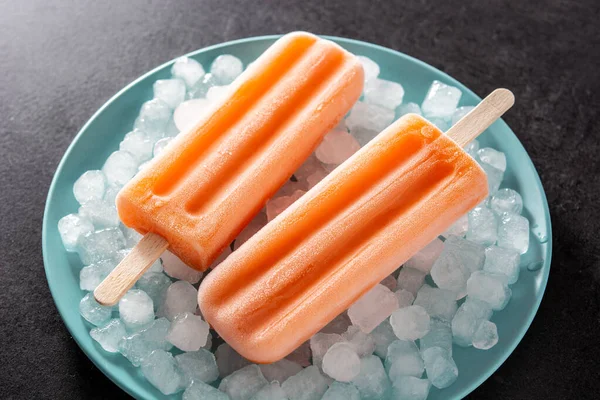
xmin=199 ymin=114 xmax=489 ymax=362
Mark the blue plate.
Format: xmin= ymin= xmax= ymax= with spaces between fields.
xmin=42 ymin=35 xmax=552 ymax=400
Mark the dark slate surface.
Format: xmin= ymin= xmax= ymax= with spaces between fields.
xmin=1 ymin=0 xmax=599 ymax=398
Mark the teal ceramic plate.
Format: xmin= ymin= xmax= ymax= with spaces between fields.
xmin=42 ymin=35 xmax=552 ymax=400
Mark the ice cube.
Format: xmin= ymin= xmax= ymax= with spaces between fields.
xmin=497 ymin=212 xmax=530 ymax=254
xmin=164 ymin=116 xmax=179 ymax=137
xmin=294 ymin=154 xmax=327 ymax=187
xmin=391 ymin=376 xmax=431 ymax=400
xmin=421 ymin=347 xmax=458 ymax=389
xmin=119 ymin=130 xmax=154 ymax=163
xmin=364 ymin=79 xmax=405 ymax=109
xmin=451 ymin=298 xmax=493 ymax=347
xmin=394 ymin=289 xmax=415 ymax=308
xmin=121 ymin=226 xmax=142 ymax=248
xmin=119 ymin=289 xmax=154 ymax=332
xmin=483 ymin=245 xmax=520 ymax=284
xmin=306 ymin=170 xmax=328 ymax=189
xmin=477 ymin=148 xmax=506 ymax=172
xmin=413 ymin=285 xmax=458 ymax=322
xmin=219 ymin=364 xmax=269 ymax=400
xmin=79 ymin=292 xmax=112 ymax=326
xmin=322 ymin=382 xmax=360 ymax=400
xmin=442 ymin=213 xmax=469 ymax=238
xmin=259 ymin=359 xmax=303 ymax=383
xmin=490 ymin=188 xmax=523 ymax=215
xmin=322 ymin=342 xmax=361 ymax=382
xmin=159 ymin=281 xmax=198 ymax=320
xmin=173 ymin=98 xmax=212 ymax=131
xmin=404 ymin=238 xmax=444 ymax=273
xmin=346 ymin=101 xmax=395 ymax=133
xmin=321 ymin=312 xmax=351 ymax=334
xmin=80 ymin=259 xmax=115 ymax=291
xmin=351 ymin=355 xmax=392 ymax=400
xmin=210 ymin=245 xmax=233 ymax=269
xmin=187 ymin=72 xmax=218 ymax=99
xmin=315 ymin=129 xmax=361 ymax=165
xmin=419 ymin=319 xmax=453 ymax=355
xmin=464 ymin=139 xmax=480 ymax=157
xmin=286 ymin=341 xmax=312 ymax=367
xmin=73 ymin=170 xmax=106 ymax=205
xmin=371 ymin=320 xmax=397 ymax=358
xmin=396 ymin=267 xmax=426 ymax=296
xmin=310 ymin=332 xmax=344 ymax=368
xmin=183 ymin=381 xmax=229 ymax=400
xmin=171 ymin=56 xmax=206 ymax=88
xmin=211 ymin=54 xmax=243 ymax=84
xmin=281 ymin=366 xmax=329 ymax=400
xmin=480 ymin=162 xmax=503 ymax=194
xmin=467 ymin=206 xmax=498 ymax=246
xmin=103 ymin=184 xmax=121 ymax=206
xmin=204 ymin=332 xmax=213 ymax=350
xmin=90 ymin=318 xmax=127 ymax=353
xmin=154 ymin=79 xmax=186 ymax=109
xmin=175 ymin=349 xmax=219 ymax=385
xmin=215 ymin=343 xmax=252 ymax=378
xmin=134 ymin=98 xmax=172 ymax=138
xmin=266 ymin=190 xmax=305 ymax=222
xmin=421 ymin=81 xmax=462 ymax=119
xmin=206 ymin=85 xmax=230 ymax=102
xmin=166 ymin=312 xmax=209 ymax=351
xmin=102 ymin=150 xmax=139 ymax=186
xmin=136 ymin=272 xmax=171 ymax=310
xmin=429 ymin=117 xmax=449 ymax=132
xmin=396 ymin=102 xmax=422 ymax=118
xmin=235 ymin=212 xmax=268 ymax=249
xmin=472 ymin=320 xmax=498 ymax=350
xmin=385 ymin=340 xmax=424 ymax=380
xmin=118 ymin=318 xmax=172 ymax=366
xmin=442 ymin=236 xmax=486 ymax=273
xmin=356 ymin=56 xmax=379 ymax=83
xmin=451 ymin=106 xmax=475 ymax=126
xmin=430 ymin=247 xmax=471 ymax=298
xmin=342 ymin=326 xmax=376 ymax=357
xmin=467 ymin=271 xmax=512 ymax=310
xmin=380 ymin=275 xmax=397 ymax=291
xmin=58 ymin=213 xmax=94 ymax=252
xmin=140 ymin=349 xmax=184 ymax=395
xmin=153 ymin=137 xmax=173 ymax=157
xmin=347 ymin=284 xmax=399 ymax=333
xmin=250 ymin=382 xmax=287 ymax=400
xmin=390 ymin=306 xmax=430 ymax=341
xmin=160 ymin=250 xmax=202 ymax=283
xmin=78 ymin=199 xmax=120 ymax=229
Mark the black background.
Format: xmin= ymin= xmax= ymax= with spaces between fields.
xmin=1 ymin=0 xmax=599 ymax=399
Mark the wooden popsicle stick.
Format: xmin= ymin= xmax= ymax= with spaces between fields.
xmin=94 ymin=232 xmax=169 ymax=306
xmin=446 ymin=88 xmax=515 ymax=146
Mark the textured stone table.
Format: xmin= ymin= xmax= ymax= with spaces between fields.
xmin=1 ymin=0 xmax=599 ymax=398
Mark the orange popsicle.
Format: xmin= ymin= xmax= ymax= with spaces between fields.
xmin=95 ymin=32 xmax=364 ymax=305
xmin=198 ymin=89 xmax=514 ymax=363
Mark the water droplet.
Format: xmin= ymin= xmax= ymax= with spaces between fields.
xmin=527 ymin=261 xmax=544 ymax=271
xmin=536 ymin=232 xmax=548 ymax=243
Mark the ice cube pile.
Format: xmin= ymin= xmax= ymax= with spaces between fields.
xmin=57 ymin=53 xmax=532 ymax=399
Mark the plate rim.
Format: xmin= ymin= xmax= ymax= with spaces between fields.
xmin=42 ymin=33 xmax=552 ymax=400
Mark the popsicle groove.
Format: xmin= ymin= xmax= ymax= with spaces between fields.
xmin=152 ymin=35 xmax=317 ymax=196
xmin=184 ymin=44 xmax=346 ymax=214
